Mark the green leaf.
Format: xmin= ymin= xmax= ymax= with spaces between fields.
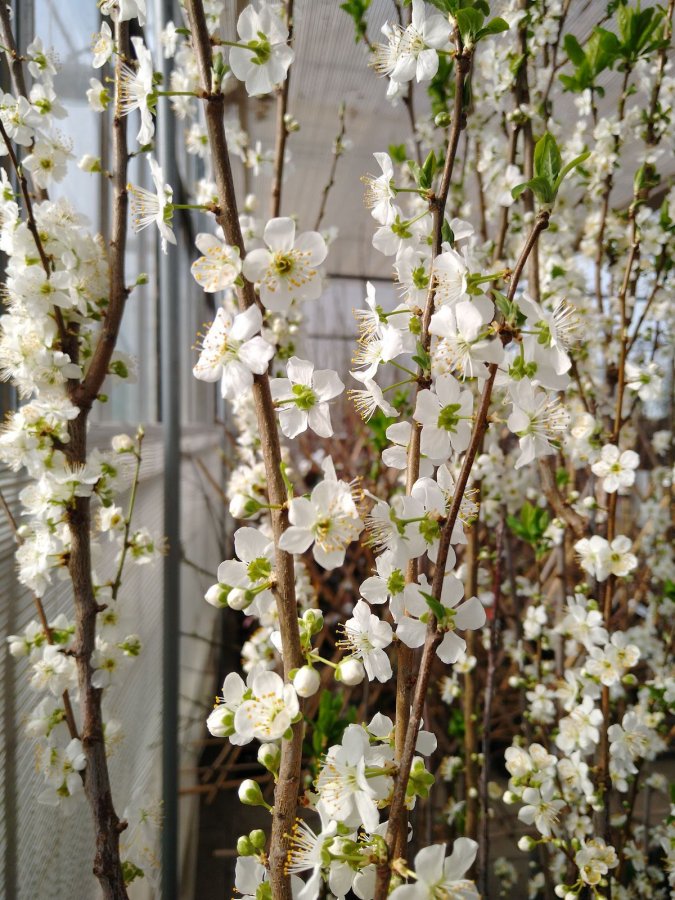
xmin=441 ymin=219 xmax=455 ymax=245
xmin=421 ymin=150 xmax=437 ymax=189
xmin=456 ymin=7 xmax=484 ymax=43
xmin=492 ymin=289 xmax=512 ymax=319
xmin=511 ymin=176 xmax=555 ymax=205
xmin=555 ymin=467 xmax=570 ymax=487
xmin=563 ymin=33 xmax=585 ymax=66
xmin=552 ymin=150 xmax=590 ymax=193
xmin=407 ymin=160 xmax=423 ymax=188
xmin=388 ymin=143 xmax=407 ymax=164
xmin=339 ymin=0 xmax=372 ymax=43
xmin=476 ymin=16 xmax=509 ymax=40
xmin=534 ymin=132 xmax=562 ymax=186
xmin=412 ymin=342 xmax=431 ymax=373
xmin=420 ymin=590 xmax=447 ymax=623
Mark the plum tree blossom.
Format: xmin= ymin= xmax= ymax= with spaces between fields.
xmin=507 ymin=378 xmax=570 ymax=468
xmin=118 ymin=37 xmax=155 ymax=146
xmin=270 ymin=356 xmax=344 ymax=438
xmin=340 ymin=599 xmax=393 ymax=682
xmin=213 ymin=526 xmax=276 ymax=615
xmin=192 ymin=305 xmax=274 ymax=398
xmin=190 ymin=233 xmax=242 ymax=292
xmin=414 ymin=374 xmax=474 ymax=460
xmin=229 ymin=4 xmax=294 ymax=97
xmin=574 ymin=534 xmax=638 ymax=581
xmin=127 ymin=156 xmax=176 ymax=251
xmin=373 ymin=0 xmax=451 ymax=85
xmin=242 ymin=217 xmax=327 ymax=312
xmin=234 ymin=670 xmax=299 ymax=742
xmin=279 ymin=459 xmax=364 ymax=568
xmin=591 ymin=444 xmax=640 ymax=493
xmin=429 ymin=298 xmax=504 ymax=380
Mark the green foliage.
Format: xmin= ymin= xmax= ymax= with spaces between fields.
xmin=447 ymin=707 xmax=465 ymax=739
xmin=412 ymin=341 xmax=432 ymax=375
xmin=420 ymin=590 xmax=447 ymax=623
xmin=561 ymin=3 xmax=667 ymax=94
xmin=633 ymin=162 xmax=660 ymax=197
xmin=121 ymin=861 xmax=145 ymax=886
xmin=507 ymin=501 xmax=551 ymax=560
xmin=305 ymin=690 xmax=356 ymax=773
xmin=613 ymin=2 xmax=668 ymax=66
xmin=408 ymin=150 xmax=437 ymax=190
xmin=339 ymin=0 xmax=371 ymax=44
xmin=441 ymin=219 xmax=455 ymax=245
xmin=406 ymin=758 xmax=435 ymax=800
xmin=388 ymin=143 xmax=408 ymax=165
xmin=511 ymin=132 xmax=590 ymax=207
xmin=559 ymin=30 xmax=620 ymax=94
xmin=493 ymin=289 xmax=526 ymax=329
xmin=367 ymin=406 xmax=398 ymax=455
xmin=455 ymin=7 xmax=508 ymax=45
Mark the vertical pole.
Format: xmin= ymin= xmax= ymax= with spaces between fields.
xmin=155 ymin=1 xmax=181 ymax=897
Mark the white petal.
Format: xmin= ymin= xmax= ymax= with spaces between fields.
xmin=278 ymin=526 xmax=314 ymax=554
xmin=286 ymin=356 xmax=314 ymax=386
xmin=307 ymin=403 xmax=333 ymax=438
xmin=453 ymin=596 xmax=486 ymax=631
xmin=264 ymin=216 xmax=295 ymax=252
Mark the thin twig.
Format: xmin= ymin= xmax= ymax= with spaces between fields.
xmin=183 ymin=3 xmax=303 ymax=896
xmin=110 ymin=431 xmax=144 ymax=600
xmin=392 ymin=31 xmax=473 ymax=860
xmin=314 ymin=102 xmax=348 ymax=232
xmin=270 ymin=0 xmax=294 ymax=219
xmin=375 ymin=209 xmax=550 ymax=899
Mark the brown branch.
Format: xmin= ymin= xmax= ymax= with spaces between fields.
xmin=314 ymin=102 xmax=348 ymax=232
xmin=73 ymin=26 xmax=130 ymax=411
xmin=594 ymin=66 xmax=632 ymax=321
xmin=403 ymin=81 xmax=422 ymax=167
xmin=645 ymin=0 xmax=674 ymax=145
xmin=63 ymin=20 xmax=132 ymax=898
xmin=391 ymin=33 xmax=472 ymax=858
xmin=270 ymin=0 xmax=294 ymax=218
xmin=538 ymin=457 xmax=586 ymax=539
xmin=515 ymin=2 xmax=540 ymax=301
xmin=183 ymin=3 xmax=303 ymax=896
xmin=375 ymin=209 xmax=550 ymax=899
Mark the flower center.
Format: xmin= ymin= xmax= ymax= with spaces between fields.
xmin=292 ymin=383 xmax=316 ymax=410
xmin=437 ymin=402 xmax=461 ymax=432
xmin=386 ymin=569 xmax=405 ymax=595
xmin=247 ymin=556 xmax=272 ymax=582
xmin=273 ymin=251 xmax=295 ymax=275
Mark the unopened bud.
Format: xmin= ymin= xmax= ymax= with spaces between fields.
xmin=257 ymin=742 xmax=281 ymax=774
xmin=336 ymin=658 xmax=365 ymax=686
xmin=293 ymin=666 xmax=321 ymax=698
xmin=237 ymin=835 xmax=253 ymax=856
xmin=249 ymin=829 xmax=267 ymax=851
xmin=302 ymin=609 xmax=324 ymax=634
xmin=238 ymin=779 xmax=268 ymax=808
xmin=227 ymin=588 xmax=251 ymax=611
xmin=205 ymin=583 xmax=229 ymax=609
